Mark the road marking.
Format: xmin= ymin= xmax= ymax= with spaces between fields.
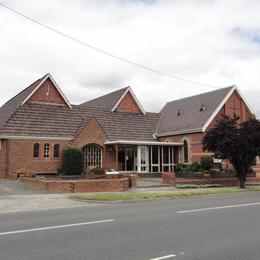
xmin=0 ymin=219 xmax=114 ymax=236
xmin=150 ymin=254 xmax=176 ymax=260
xmin=177 ymin=202 xmax=260 ymax=213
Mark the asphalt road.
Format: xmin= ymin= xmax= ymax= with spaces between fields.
xmin=0 ymin=193 xmax=260 ymax=260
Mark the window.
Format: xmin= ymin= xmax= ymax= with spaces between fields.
xmin=82 ymin=144 xmax=102 ymax=171
xmin=54 ymin=144 xmax=60 ymax=159
xmin=44 ymin=144 xmax=50 ymax=159
xmin=33 ymin=143 xmax=40 ymax=158
xmin=183 ymin=140 xmax=189 ymax=163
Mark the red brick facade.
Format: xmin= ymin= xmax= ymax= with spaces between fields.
xmin=159 ymin=90 xmax=252 ymax=163
xmin=0 ymin=139 xmax=8 ymax=178
xmin=116 ymin=91 xmax=142 ymax=113
xmin=0 ymin=81 xmax=254 ymax=179
xmin=27 ymin=78 xmax=67 ymax=106
xmin=5 ymin=139 xmax=69 ymax=177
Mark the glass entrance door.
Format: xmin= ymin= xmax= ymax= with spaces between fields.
xmin=137 ymin=146 xmax=149 ymax=173
xmin=118 ymin=146 xmax=136 ymax=171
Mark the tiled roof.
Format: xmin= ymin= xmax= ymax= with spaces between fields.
xmin=80 ymin=87 xmax=128 ymax=109
xmin=0 ymin=76 xmax=44 ymax=129
xmin=157 ymin=86 xmax=234 ymax=135
xmin=75 ymin=106 xmax=160 ymax=141
xmin=0 ymin=103 xmax=83 ymax=138
xmin=0 ymin=74 xmax=238 ymax=140
xmin=0 ymin=101 xmax=159 ymax=141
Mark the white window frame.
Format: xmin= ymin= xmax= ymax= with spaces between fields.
xmin=44 ymin=143 xmax=50 ymax=159
xmin=82 ymin=144 xmax=102 ymax=171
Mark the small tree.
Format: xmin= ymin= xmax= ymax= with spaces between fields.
xmin=200 ymin=156 xmax=213 ymax=171
xmin=203 ymin=116 xmax=260 ymax=188
xmin=60 ymin=148 xmax=83 ymax=175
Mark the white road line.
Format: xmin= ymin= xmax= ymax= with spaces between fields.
xmin=150 ymin=254 xmax=176 ymax=260
xmin=0 ymin=219 xmax=114 ymax=236
xmin=177 ymin=202 xmax=260 ymax=213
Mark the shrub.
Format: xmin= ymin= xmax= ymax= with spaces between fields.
xmin=189 ymin=162 xmax=201 ymax=172
xmin=60 ymin=148 xmax=83 ymax=175
xmin=175 ymin=163 xmax=189 ymax=173
xmin=87 ymin=166 xmax=105 ymax=176
xmin=200 ymin=156 xmax=213 ymax=171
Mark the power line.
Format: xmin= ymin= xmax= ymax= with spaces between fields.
xmin=0 ymin=3 xmax=219 ymax=89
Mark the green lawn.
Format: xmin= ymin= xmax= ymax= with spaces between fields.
xmin=71 ymin=186 xmax=260 ymax=202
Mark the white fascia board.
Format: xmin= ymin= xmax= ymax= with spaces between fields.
xmin=202 ymin=86 xmax=236 ymax=132
xmin=202 ymin=85 xmax=255 ymax=132
xmin=104 ymin=140 xmax=183 ymax=146
xmin=22 ymin=73 xmax=72 ymax=109
xmin=0 ymin=135 xmax=73 ymax=140
xmin=234 ymin=87 xmax=255 ymax=115
xmin=111 ymin=87 xmax=146 ymax=114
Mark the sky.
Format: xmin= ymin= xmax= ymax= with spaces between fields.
xmin=0 ymin=0 xmax=259 ymax=117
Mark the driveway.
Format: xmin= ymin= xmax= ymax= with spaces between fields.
xmin=0 ymin=180 xmax=92 ymax=214
xmin=0 ymin=180 xmax=39 ymax=196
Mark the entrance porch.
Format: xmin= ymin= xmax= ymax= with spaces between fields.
xmin=104 ymin=140 xmax=183 ymax=174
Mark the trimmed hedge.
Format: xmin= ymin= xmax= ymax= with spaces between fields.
xmin=60 ymin=148 xmax=84 ymax=175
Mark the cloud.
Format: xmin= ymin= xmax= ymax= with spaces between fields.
xmin=0 ymin=0 xmax=259 ymax=117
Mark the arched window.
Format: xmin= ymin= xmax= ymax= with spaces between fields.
xmin=82 ymin=144 xmax=102 ymax=171
xmin=44 ymin=144 xmax=50 ymax=159
xmin=33 ymin=143 xmax=40 ymax=158
xmin=54 ymin=144 xmax=60 ymax=159
xmin=183 ymin=140 xmax=189 ymax=163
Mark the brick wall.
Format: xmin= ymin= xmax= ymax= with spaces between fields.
xmin=27 ymin=78 xmax=67 ymax=106
xmin=162 ymin=173 xmax=260 ymax=186
xmin=0 ymin=139 xmax=7 ymax=178
xmin=71 ymin=117 xmax=115 ymax=168
xmin=116 ymin=91 xmax=142 ymax=113
xmin=21 ymin=177 xmax=130 ymax=192
xmin=159 ymin=90 xmax=252 ymax=164
xmin=7 ymin=139 xmax=69 ymax=177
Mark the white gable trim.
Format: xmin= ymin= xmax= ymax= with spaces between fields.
xmin=111 ymin=87 xmax=146 ymax=114
xmin=22 ymin=73 xmax=72 ymax=108
xmin=202 ymin=86 xmax=254 ymax=132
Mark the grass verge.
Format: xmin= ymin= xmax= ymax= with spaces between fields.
xmin=71 ymin=186 xmax=260 ymax=202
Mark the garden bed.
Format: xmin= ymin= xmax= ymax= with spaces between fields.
xmin=20 ymin=173 xmax=139 ymax=193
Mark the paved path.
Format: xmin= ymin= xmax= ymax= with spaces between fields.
xmin=0 ymin=193 xmax=260 ymax=259
xmin=136 ymin=177 xmax=171 ymax=188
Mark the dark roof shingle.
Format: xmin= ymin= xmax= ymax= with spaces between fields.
xmin=0 ymin=103 xmax=82 ymax=138
xmin=75 ymin=105 xmax=160 ymax=141
xmin=157 ymin=86 xmax=234 ymax=135
xmin=0 ymin=76 xmax=44 ymax=129
xmin=80 ymin=87 xmax=128 ymax=109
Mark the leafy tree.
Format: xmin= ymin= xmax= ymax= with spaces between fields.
xmin=203 ymin=116 xmax=260 ymax=188
xmin=60 ymin=148 xmax=83 ymax=175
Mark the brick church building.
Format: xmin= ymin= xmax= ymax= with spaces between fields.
xmin=0 ymin=73 xmax=254 ymax=178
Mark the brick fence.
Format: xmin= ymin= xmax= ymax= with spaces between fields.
xmin=162 ymin=172 xmax=260 ymax=187
xmin=21 ymin=176 xmax=132 ymax=193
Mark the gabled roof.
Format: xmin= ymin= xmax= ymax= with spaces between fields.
xmin=80 ymin=86 xmax=146 ymax=114
xmin=0 ymin=76 xmax=43 ymax=130
xmin=75 ymin=106 xmax=159 ymax=141
xmin=156 ymin=86 xmax=238 ymax=136
xmin=0 ymin=73 xmax=73 ymax=136
xmin=80 ymin=87 xmax=128 ymax=109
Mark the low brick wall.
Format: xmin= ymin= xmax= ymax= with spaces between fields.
xmin=162 ymin=172 xmax=176 ymax=185
xmin=21 ymin=177 xmax=130 ymax=193
xmin=176 ymin=178 xmax=239 ymax=186
xmin=128 ymin=174 xmax=139 ymax=187
xmin=162 ymin=173 xmax=260 ymax=187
